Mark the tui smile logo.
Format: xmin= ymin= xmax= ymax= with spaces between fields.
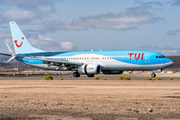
xmin=14 ymin=37 xmax=24 ymax=48
xmin=10 ymin=52 xmax=13 ymax=55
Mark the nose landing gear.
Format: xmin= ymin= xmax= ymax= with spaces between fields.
xmin=151 ymin=72 xmax=156 ymax=78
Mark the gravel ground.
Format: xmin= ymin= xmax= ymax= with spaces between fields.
xmin=0 ymin=79 xmax=180 ymax=120
xmin=0 ymin=73 xmax=180 ymax=80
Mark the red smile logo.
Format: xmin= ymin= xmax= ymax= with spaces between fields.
xmin=10 ymin=52 xmax=13 ymax=55
xmin=14 ymin=37 xmax=24 ymax=48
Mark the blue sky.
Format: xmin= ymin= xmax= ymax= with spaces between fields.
xmin=0 ymin=0 xmax=179 ymax=55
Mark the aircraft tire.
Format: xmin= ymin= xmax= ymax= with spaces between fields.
xmin=87 ymin=74 xmax=94 ymax=77
xmin=73 ymin=72 xmax=80 ymax=77
xmin=151 ymin=73 xmax=156 ymax=78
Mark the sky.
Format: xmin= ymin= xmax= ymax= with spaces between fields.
xmin=0 ymin=0 xmax=179 ymax=56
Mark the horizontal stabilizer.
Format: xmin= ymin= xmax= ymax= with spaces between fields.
xmin=0 ymin=53 xmax=11 ymax=56
xmin=7 ymin=56 xmax=15 ymax=63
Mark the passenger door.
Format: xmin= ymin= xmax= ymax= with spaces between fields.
xmin=145 ymin=54 xmax=150 ymax=63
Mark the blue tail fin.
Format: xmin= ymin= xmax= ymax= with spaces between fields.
xmin=9 ymin=21 xmax=45 ymax=54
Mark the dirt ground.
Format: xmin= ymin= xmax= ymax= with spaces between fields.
xmin=0 ymin=79 xmax=180 ymax=120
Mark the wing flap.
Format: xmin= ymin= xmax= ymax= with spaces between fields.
xmin=0 ymin=53 xmax=11 ymax=56
xmin=24 ymin=57 xmax=82 ymax=67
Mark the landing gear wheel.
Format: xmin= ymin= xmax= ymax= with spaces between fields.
xmin=73 ymin=72 xmax=80 ymax=77
xmin=87 ymin=74 xmax=94 ymax=77
xmin=151 ymin=73 xmax=156 ymax=78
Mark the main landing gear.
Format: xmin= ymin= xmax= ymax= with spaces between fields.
xmin=87 ymin=74 xmax=94 ymax=77
xmin=73 ymin=72 xmax=94 ymax=77
xmin=73 ymin=72 xmax=80 ymax=77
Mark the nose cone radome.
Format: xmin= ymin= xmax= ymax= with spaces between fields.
xmin=166 ymin=58 xmax=173 ymax=66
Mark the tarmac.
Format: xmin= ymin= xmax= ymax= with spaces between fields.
xmin=1 ymin=76 xmax=180 ymax=80
xmin=0 ymin=73 xmax=180 ymax=80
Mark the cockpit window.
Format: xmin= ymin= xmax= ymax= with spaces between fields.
xmin=156 ymin=56 xmax=166 ymax=59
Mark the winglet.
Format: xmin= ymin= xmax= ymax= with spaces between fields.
xmin=6 ymin=43 xmax=16 ymax=57
xmin=7 ymin=56 xmax=15 ymax=63
xmin=5 ymin=43 xmax=16 ymax=62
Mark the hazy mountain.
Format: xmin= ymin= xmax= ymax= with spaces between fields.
xmin=166 ymin=56 xmax=180 ymax=69
xmin=0 ymin=55 xmax=10 ymax=62
xmin=0 ymin=55 xmax=24 ymax=66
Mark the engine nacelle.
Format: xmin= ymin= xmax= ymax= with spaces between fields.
xmin=102 ymin=70 xmax=123 ymax=74
xmin=78 ymin=64 xmax=101 ymax=74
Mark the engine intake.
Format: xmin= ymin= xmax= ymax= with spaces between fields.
xmin=78 ymin=64 xmax=101 ymax=74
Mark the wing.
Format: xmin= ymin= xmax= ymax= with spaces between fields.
xmin=24 ymin=57 xmax=83 ymax=70
xmin=0 ymin=53 xmax=11 ymax=56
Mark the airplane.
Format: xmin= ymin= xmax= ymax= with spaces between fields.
xmin=0 ymin=21 xmax=173 ymax=78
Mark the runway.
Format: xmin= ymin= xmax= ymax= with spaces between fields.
xmin=0 ymin=74 xmax=180 ymax=80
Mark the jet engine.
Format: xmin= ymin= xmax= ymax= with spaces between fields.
xmin=78 ymin=64 xmax=101 ymax=74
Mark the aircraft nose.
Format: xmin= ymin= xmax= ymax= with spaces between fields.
xmin=166 ymin=58 xmax=173 ymax=66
